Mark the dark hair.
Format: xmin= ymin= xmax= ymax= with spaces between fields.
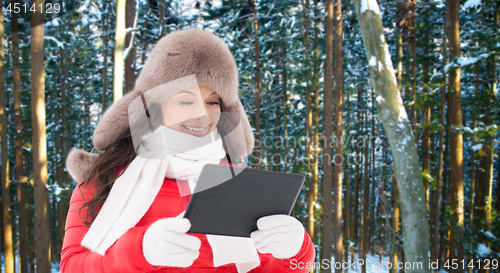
xmin=76 ymin=101 xmax=164 ymax=226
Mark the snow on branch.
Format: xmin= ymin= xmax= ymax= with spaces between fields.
xmin=464 ymin=0 xmax=481 ymax=9
xmin=360 ymin=0 xmax=381 ymax=14
xmin=444 ymin=53 xmax=493 ymax=73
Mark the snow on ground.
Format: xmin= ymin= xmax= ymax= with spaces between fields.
xmin=3 ymin=252 xmax=459 ymax=273
xmin=327 ymin=252 xmax=407 ymax=273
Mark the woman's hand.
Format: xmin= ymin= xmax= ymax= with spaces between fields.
xmin=250 ymin=215 xmax=305 ymax=259
xmin=142 ymin=218 xmax=201 ymax=267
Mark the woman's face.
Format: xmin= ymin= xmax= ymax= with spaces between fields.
xmin=161 ymin=85 xmax=221 ymax=137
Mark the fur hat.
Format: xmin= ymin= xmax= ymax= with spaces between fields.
xmin=66 ymin=28 xmax=254 ymax=184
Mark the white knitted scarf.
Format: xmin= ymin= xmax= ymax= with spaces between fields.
xmin=81 ymin=125 xmax=260 ymax=272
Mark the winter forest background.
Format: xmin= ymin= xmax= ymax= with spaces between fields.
xmin=0 ymin=0 xmax=498 ymax=272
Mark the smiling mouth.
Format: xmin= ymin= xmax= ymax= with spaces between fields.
xmin=181 ymin=124 xmax=209 ymax=132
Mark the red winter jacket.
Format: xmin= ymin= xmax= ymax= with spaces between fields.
xmin=60 ymin=160 xmax=315 ymax=273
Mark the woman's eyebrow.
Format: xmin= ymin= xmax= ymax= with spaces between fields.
xmin=177 ymin=90 xmax=196 ymax=95
xmin=177 ymin=91 xmax=217 ymax=96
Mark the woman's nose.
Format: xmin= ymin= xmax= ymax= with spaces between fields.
xmin=190 ymin=103 xmax=209 ymax=122
xmin=195 ymin=113 xmax=209 ymax=122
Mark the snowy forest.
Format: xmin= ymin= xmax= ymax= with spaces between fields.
xmin=0 ymin=0 xmax=499 ymax=272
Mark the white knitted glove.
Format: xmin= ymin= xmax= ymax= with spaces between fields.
xmin=250 ymin=215 xmax=305 ymax=259
xmin=142 ymin=218 xmax=202 ymax=267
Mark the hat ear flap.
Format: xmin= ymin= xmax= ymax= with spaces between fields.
xmin=66 ymin=149 xmax=99 ymax=184
xmin=219 ymin=100 xmax=254 ymax=159
xmin=93 ymin=92 xmax=138 ymax=151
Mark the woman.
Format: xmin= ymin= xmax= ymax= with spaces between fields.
xmin=61 ymin=28 xmax=315 ymax=273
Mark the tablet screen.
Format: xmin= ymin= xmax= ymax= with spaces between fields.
xmin=184 ymin=164 xmax=305 ymax=237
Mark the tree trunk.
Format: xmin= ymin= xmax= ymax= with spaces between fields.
xmin=281 ymin=45 xmax=288 ymax=173
xmin=312 ymin=0 xmax=320 ymax=241
xmin=496 ymin=151 xmax=500 ymax=214
xmin=351 ymin=0 xmax=432 ymax=271
xmin=352 ymin=86 xmax=362 ymax=248
xmin=12 ymin=7 xmax=28 ymax=273
xmin=353 ymin=151 xmax=360 ymax=245
xmin=421 ymin=4 xmax=432 ymax=254
xmin=321 ymin=0 xmax=334 ymax=271
xmin=142 ymin=3 xmax=149 ymax=65
xmin=28 ymin=184 xmax=35 ymax=273
xmin=395 ymin=5 xmax=403 ymax=88
xmin=410 ymin=0 xmax=418 ymax=145
xmin=446 ymin=0 xmax=465 ymax=270
xmin=252 ymin=0 xmax=262 ymax=170
xmin=438 ymin=113 xmax=450 ymax=265
xmin=468 ymin=120 xmax=476 ymax=273
xmin=125 ymin=0 xmax=136 ymax=93
xmin=476 ymin=135 xmax=494 ymax=228
xmin=491 ymin=6 xmax=499 ymax=224
xmin=432 ymin=35 xmax=447 ymax=271
xmin=31 ymin=0 xmax=51 ymax=270
xmin=102 ymin=0 xmax=109 ymax=114
xmin=391 ymin=175 xmax=400 ymax=273
xmin=159 ymin=0 xmax=166 ymax=38
xmin=476 ymin=8 xmax=497 ymax=237
xmin=379 ymin=142 xmax=388 ymax=259
xmin=114 ymin=0 xmax=126 ymax=101
xmin=333 ymin=0 xmax=344 ymax=268
xmin=370 ymin=90 xmax=376 ymax=256
xmin=56 ymin=42 xmax=72 ymax=260
xmin=361 ymin=112 xmax=370 ymax=273
xmin=343 ymin=93 xmax=351 ymax=260
xmin=272 ymin=55 xmax=281 ymax=173
xmin=468 ymin=66 xmax=481 ymax=273
xmin=304 ymin=0 xmax=315 ymax=240
xmin=1 ymin=4 xmax=14 ymax=272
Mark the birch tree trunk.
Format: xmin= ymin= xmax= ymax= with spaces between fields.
xmin=351 ymin=0 xmax=431 ymax=271
xmin=31 ymin=0 xmax=51 ymax=270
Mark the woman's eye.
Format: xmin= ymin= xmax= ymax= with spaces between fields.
xmin=180 ymin=101 xmax=193 ymax=105
xmin=208 ymin=101 xmax=220 ymax=106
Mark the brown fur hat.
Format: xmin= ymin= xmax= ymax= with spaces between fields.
xmin=66 ymin=28 xmax=254 ymax=184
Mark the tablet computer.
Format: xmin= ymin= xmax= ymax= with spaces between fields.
xmin=184 ymin=164 xmax=305 ymax=237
